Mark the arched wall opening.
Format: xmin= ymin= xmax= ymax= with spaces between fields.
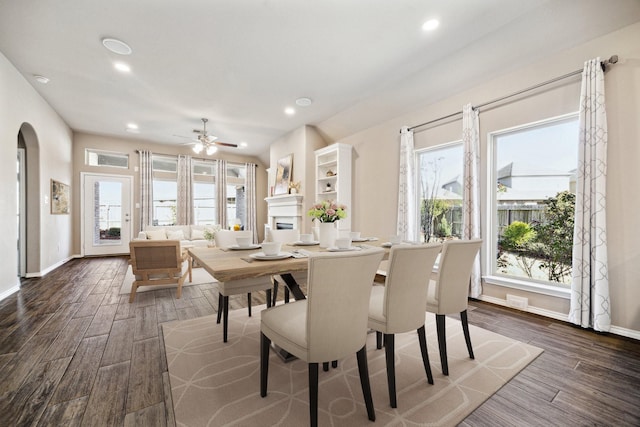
xmin=18 ymin=123 xmax=41 ymax=275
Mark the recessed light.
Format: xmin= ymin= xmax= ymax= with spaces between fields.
xmin=127 ymin=123 xmax=138 ymax=130
xmin=295 ymin=97 xmax=313 ymax=107
xmin=102 ymin=38 xmax=132 ymax=55
xmin=114 ymin=62 xmax=131 ymax=73
xmin=239 ymin=142 xmax=248 ymax=148
xmin=422 ymin=19 xmax=440 ymax=31
xmin=34 ymin=75 xmax=49 ymax=84
xmin=284 ymin=107 xmax=295 ymax=116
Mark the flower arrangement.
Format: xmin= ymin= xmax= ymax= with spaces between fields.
xmin=203 ymin=224 xmax=222 ymax=242
xmin=289 ymin=181 xmax=301 ymax=193
xmin=307 ymin=200 xmax=347 ymax=223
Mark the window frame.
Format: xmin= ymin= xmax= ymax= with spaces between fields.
xmin=85 ymin=148 xmax=129 ymax=169
xmin=484 ymin=112 xmax=578 ymax=299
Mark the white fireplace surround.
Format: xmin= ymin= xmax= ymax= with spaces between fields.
xmin=265 ymin=194 xmax=304 ymax=233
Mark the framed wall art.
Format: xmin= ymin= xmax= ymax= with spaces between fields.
xmin=51 ymin=179 xmax=70 ymax=214
xmin=273 ymin=154 xmax=293 ymax=195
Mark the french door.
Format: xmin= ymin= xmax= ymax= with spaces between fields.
xmin=83 ymin=173 xmax=132 ymax=256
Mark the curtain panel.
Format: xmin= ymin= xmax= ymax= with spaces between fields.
xmin=139 ymin=150 xmax=153 ymax=229
xmin=569 ymin=58 xmax=610 ymax=332
xmin=176 ymin=155 xmax=194 ymax=225
xmin=397 ymin=127 xmax=417 ymax=240
xmin=216 ymin=159 xmax=227 ymax=229
xmin=461 ymin=104 xmax=482 ymax=298
xmin=246 ymin=163 xmax=258 ymax=243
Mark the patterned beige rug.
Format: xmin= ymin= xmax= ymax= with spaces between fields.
xmin=163 ymin=306 xmax=542 ymax=426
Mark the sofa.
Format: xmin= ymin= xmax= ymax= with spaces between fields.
xmin=136 ymin=225 xmax=218 ymax=247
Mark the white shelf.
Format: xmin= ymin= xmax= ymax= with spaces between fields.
xmin=314 ymin=143 xmax=352 ymax=232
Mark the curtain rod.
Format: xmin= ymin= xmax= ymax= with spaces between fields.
xmin=405 ymin=55 xmax=618 ymax=133
xmin=134 ymin=149 xmax=258 ymax=167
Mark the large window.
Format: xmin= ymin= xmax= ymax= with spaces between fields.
xmin=193 ymin=160 xmax=216 ymax=225
xmin=226 ymin=163 xmax=247 ymax=228
xmin=489 ymin=114 xmax=578 ymax=289
xmin=152 ymin=156 xmax=177 ymax=225
xmin=416 ymin=142 xmax=463 ymax=242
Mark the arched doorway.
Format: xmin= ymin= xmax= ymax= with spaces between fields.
xmin=17 ymin=123 xmax=41 ymax=278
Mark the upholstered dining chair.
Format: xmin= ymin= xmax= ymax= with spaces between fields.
xmin=267 ymin=228 xmax=302 ymax=305
xmin=214 ymin=230 xmax=272 ymax=339
xmin=367 ymin=243 xmax=442 ymax=408
xmin=425 ymin=239 xmax=482 ymax=376
xmin=128 ymin=240 xmax=191 ymax=303
xmin=260 ymin=248 xmax=385 ymax=427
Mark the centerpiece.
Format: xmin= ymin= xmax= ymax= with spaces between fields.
xmin=307 ymin=200 xmax=347 ymax=248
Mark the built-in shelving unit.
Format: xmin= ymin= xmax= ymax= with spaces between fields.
xmin=314 ymin=143 xmax=352 ymax=233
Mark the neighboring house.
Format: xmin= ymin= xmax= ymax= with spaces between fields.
xmin=497 ymin=162 xmax=572 ymax=203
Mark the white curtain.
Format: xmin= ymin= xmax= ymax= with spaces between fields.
xmin=462 ymin=104 xmax=482 ymax=298
xmin=397 ymin=127 xmax=417 ymax=240
xmin=216 ymin=159 xmax=227 ymax=229
xmin=246 ymin=163 xmax=258 ymax=243
xmin=569 ymin=58 xmax=610 ymax=332
xmin=139 ymin=150 xmax=153 ymax=229
xmin=176 ymin=154 xmax=194 ymax=225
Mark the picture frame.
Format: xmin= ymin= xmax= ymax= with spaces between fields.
xmin=274 ymin=154 xmax=293 ymax=195
xmin=51 ymin=179 xmax=70 ymax=214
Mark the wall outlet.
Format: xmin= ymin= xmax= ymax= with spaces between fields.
xmin=506 ymin=294 xmax=528 ymax=310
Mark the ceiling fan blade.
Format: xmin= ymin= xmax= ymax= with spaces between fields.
xmin=215 ymin=141 xmax=238 ymax=148
xmin=173 ymin=134 xmax=193 ymax=139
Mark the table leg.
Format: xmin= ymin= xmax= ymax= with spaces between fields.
xmin=279 ymin=273 xmax=306 ymax=300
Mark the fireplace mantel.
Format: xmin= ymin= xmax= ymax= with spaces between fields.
xmin=265 ymin=194 xmax=304 ymax=231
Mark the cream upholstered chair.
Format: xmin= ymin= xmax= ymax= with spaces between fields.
xmin=260 ymin=248 xmax=385 ymax=427
xmin=368 ymin=243 xmax=442 ymax=408
xmin=426 ymin=239 xmax=482 ymax=375
xmin=128 ymin=240 xmax=191 ymax=303
xmin=267 ymin=228 xmax=302 ymax=304
xmin=214 ymin=230 xmax=273 ymax=341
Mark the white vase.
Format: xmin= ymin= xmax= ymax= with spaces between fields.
xmin=318 ymin=222 xmax=337 ymax=248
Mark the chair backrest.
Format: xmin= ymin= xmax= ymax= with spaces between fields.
xmin=433 ymin=239 xmax=482 ymax=314
xmin=383 ymin=243 xmax=442 ymax=332
xmin=305 ymin=248 xmax=385 ymax=362
xmin=129 ymin=240 xmax=181 ymax=272
xmin=214 ymin=230 xmax=253 ymax=248
xmin=267 ymin=229 xmax=300 ymax=243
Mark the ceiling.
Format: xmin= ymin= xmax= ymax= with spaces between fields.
xmin=1 ymin=0 xmax=639 ymax=161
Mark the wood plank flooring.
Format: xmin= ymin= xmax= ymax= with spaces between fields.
xmin=1 ymin=256 xmax=639 ymax=426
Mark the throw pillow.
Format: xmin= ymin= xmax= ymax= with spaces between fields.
xmin=146 ymin=229 xmax=167 ymax=240
xmin=167 ymin=230 xmax=185 ymax=241
xmin=191 ymin=228 xmax=205 ymax=240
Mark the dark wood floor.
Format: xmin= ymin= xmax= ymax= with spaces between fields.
xmin=1 ymin=256 xmax=639 ymax=426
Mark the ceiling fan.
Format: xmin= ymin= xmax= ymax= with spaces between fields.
xmin=180 ymin=118 xmax=238 ymax=155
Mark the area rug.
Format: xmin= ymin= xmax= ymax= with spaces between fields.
xmin=119 ymin=266 xmax=216 ymax=295
xmin=163 ymin=306 xmax=543 ymax=426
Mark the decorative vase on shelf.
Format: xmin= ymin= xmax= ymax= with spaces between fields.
xmin=318 ymin=222 xmax=337 ymax=248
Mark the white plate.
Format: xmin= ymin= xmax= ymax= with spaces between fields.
xmin=250 ymin=252 xmax=293 ymax=260
xmin=351 ymin=238 xmax=369 ymax=242
xmin=326 ymin=246 xmax=362 ymax=252
xmin=229 ymin=244 xmax=261 ymax=250
xmin=381 ymin=242 xmax=393 ymax=248
xmin=293 ymin=241 xmax=319 ymax=246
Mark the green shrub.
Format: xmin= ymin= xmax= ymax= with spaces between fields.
xmin=500 ymin=221 xmax=535 ymax=250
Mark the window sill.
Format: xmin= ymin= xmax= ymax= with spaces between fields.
xmin=483 ymin=275 xmax=570 ymax=299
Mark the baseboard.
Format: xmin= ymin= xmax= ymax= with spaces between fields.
xmin=0 ymin=283 xmax=20 ymax=302
xmin=478 ymin=295 xmax=640 ymax=341
xmin=25 ymin=255 xmax=76 ymax=278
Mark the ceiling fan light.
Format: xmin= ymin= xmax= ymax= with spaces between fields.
xmin=193 ymin=142 xmax=204 ymax=154
xmin=206 ymin=145 xmax=218 ymax=155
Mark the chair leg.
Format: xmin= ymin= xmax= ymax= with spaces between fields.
xmin=284 ymin=287 xmax=290 ymax=303
xmin=331 ymin=360 xmax=338 ymax=368
xmin=309 ymin=363 xmax=319 ymax=427
xmin=216 ymin=293 xmax=223 ymax=324
xmin=384 ymin=333 xmax=397 ymax=408
xmin=260 ymin=333 xmax=271 ymax=397
xmin=417 ymin=325 xmax=434 ymax=384
xmin=129 ymin=282 xmax=138 ymax=303
xmin=376 ymin=331 xmax=383 ymax=349
xmin=247 ymin=293 xmax=252 ymax=317
xmin=266 ymin=289 xmax=272 ymax=308
xmin=436 ymin=314 xmax=448 ymax=376
xmin=323 ymin=362 xmax=329 ymax=372
xmin=272 ymin=281 xmax=279 ymax=305
xmin=356 ymin=345 xmax=376 ymax=421
xmin=223 ymin=296 xmax=229 ymax=343
xmin=460 ymin=310 xmax=474 ymax=359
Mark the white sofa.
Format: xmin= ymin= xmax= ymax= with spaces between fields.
xmin=136 ymin=225 xmax=217 ymax=247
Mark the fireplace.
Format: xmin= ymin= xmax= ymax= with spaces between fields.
xmin=265 ymin=194 xmax=303 ymax=235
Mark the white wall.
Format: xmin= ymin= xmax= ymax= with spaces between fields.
xmin=330 ymin=22 xmax=640 ymax=336
xmin=0 ymin=51 xmax=73 ymax=297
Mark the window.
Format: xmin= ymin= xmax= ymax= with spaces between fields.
xmin=226 ymin=163 xmax=247 ymax=228
xmin=489 ymin=114 xmax=578 ymax=289
xmin=86 ymin=149 xmax=129 ymax=169
xmin=193 ymin=160 xmax=216 ymax=225
xmin=416 ymin=142 xmax=463 ymax=242
xmin=152 ymin=156 xmax=177 ymax=225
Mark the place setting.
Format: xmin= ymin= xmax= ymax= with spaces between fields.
xmin=227 ymin=236 xmax=261 ymax=250
xmin=248 ymin=242 xmax=293 ymax=261
xmin=292 ymin=233 xmax=319 ymax=246
xmin=326 ymin=236 xmax=363 ymax=252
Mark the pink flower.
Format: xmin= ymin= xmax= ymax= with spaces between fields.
xmin=326 ymin=208 xmax=336 ymax=216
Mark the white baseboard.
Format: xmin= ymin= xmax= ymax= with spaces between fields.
xmin=25 ymin=255 xmax=75 ymax=278
xmin=477 ymin=295 xmax=640 ymax=341
xmin=0 ymin=283 xmax=20 ymax=302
